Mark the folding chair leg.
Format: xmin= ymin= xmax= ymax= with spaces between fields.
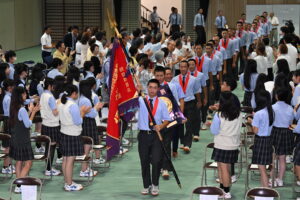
xmin=201 ymin=167 xmax=205 ymax=186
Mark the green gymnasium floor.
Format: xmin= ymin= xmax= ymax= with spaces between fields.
xmin=0 ymin=46 xmax=299 ymax=199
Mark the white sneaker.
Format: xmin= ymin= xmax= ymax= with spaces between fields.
xmin=35 ymin=146 xmax=45 ymax=153
xmin=223 ymin=192 xmax=232 ymax=199
xmin=119 ymin=147 xmax=129 ymax=155
xmin=2 ymin=166 xmax=15 ymax=174
xmin=56 ymin=157 xmax=63 ymax=164
xmin=122 ymin=138 xmax=130 ymax=145
xmin=93 ymin=158 xmax=106 ymax=164
xmin=275 ymin=178 xmax=283 ymax=187
xmin=216 ymin=175 xmax=237 ymax=183
xmin=201 ymin=124 xmax=208 ymax=130
xmin=231 ymin=175 xmax=237 ymax=183
xmin=79 ymin=169 xmax=98 ymax=177
xmin=14 ymin=186 xmax=21 ymax=193
xmin=297 ymin=181 xmax=300 ymax=186
xmin=268 ymin=179 xmax=277 ymax=187
xmin=151 ymin=185 xmax=159 ymax=196
xmin=193 ymin=136 xmax=200 ymax=142
xmin=141 ymin=186 xmax=151 ymax=195
xmin=162 ymin=170 xmax=170 ymax=179
xmin=45 ymin=168 xmax=61 ymax=176
xmin=64 ymin=182 xmax=83 ymax=191
xmin=286 ymin=155 xmax=292 ymax=163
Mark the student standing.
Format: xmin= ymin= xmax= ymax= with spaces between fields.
xmin=58 ymin=85 xmax=90 ymax=191
xmin=9 ymin=87 xmax=40 ymax=193
xmin=271 ymin=88 xmax=294 ymax=186
xmin=240 ymin=59 xmax=259 ymax=107
xmin=251 ymin=90 xmax=274 ymax=187
xmin=210 ymin=92 xmax=242 ymax=199
xmin=78 ymin=80 xmax=103 ymax=177
xmin=40 ymin=78 xmax=61 ymax=176
xmin=1 ymin=79 xmax=15 ymax=174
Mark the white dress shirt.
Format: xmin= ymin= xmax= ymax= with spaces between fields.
xmin=41 ymin=33 xmax=52 ymax=52
xmin=286 ymin=43 xmax=298 ymax=71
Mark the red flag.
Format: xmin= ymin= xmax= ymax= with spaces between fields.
xmin=106 ymin=40 xmax=139 ymax=160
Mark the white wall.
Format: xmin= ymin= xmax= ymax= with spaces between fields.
xmin=141 ymin=0 xmax=182 ymax=33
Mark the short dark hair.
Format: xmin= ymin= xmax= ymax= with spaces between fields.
xmin=4 ymin=50 xmax=16 ymax=62
xmin=90 ymin=44 xmax=99 ymax=53
xmin=165 ymin=67 xmax=172 ymax=72
xmin=44 ymin=26 xmax=51 ymax=32
xmin=144 ymin=34 xmax=152 ymax=43
xmin=55 ymin=41 xmax=64 ymax=49
xmin=236 ymin=21 xmax=243 ymax=25
xmin=241 ymin=13 xmax=246 ymax=16
xmin=135 ymin=38 xmax=144 ymax=48
xmin=147 ymin=79 xmax=160 ymax=87
xmin=294 ymin=69 xmax=300 ymax=77
xmin=207 ymin=39 xmax=215 ymax=45
xmin=129 ymin=46 xmax=138 ymax=56
xmin=179 ymin=60 xmax=189 ymax=66
xmin=52 ymin=58 xmax=63 ymax=68
xmin=71 ymin=25 xmax=79 ymax=30
xmin=262 ymin=37 xmax=270 ymax=46
xmin=188 ymin=59 xmax=196 ymax=65
xmin=132 ymin=28 xmax=142 ymax=38
xmin=154 ymin=66 xmax=165 ymax=74
xmin=84 ymin=61 xmax=94 ymax=72
xmin=206 ymin=43 xmax=214 ymax=48
xmin=223 ymin=76 xmax=237 ymax=91
xmin=95 ymin=31 xmax=105 ymax=41
xmin=153 ymin=6 xmax=157 ymax=10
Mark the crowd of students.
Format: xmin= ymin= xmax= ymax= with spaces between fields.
xmin=0 ymin=7 xmax=299 ymax=199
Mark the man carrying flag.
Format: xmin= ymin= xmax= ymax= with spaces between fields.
xmin=138 ymin=79 xmax=171 ymax=196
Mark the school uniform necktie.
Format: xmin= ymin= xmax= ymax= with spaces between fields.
xmin=220 ymin=16 xmax=222 ymax=28
xmin=149 ymin=99 xmax=154 ymax=129
xmin=238 ymin=31 xmax=242 ymax=38
xmin=175 ymin=14 xmax=178 ymax=25
xmin=200 ymin=14 xmax=202 ymax=25
xmin=191 ymin=72 xmax=194 ymax=76
xmin=182 ymin=76 xmax=186 ymax=87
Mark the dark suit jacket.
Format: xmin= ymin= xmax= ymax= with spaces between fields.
xmin=63 ymin=33 xmax=77 ymax=50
